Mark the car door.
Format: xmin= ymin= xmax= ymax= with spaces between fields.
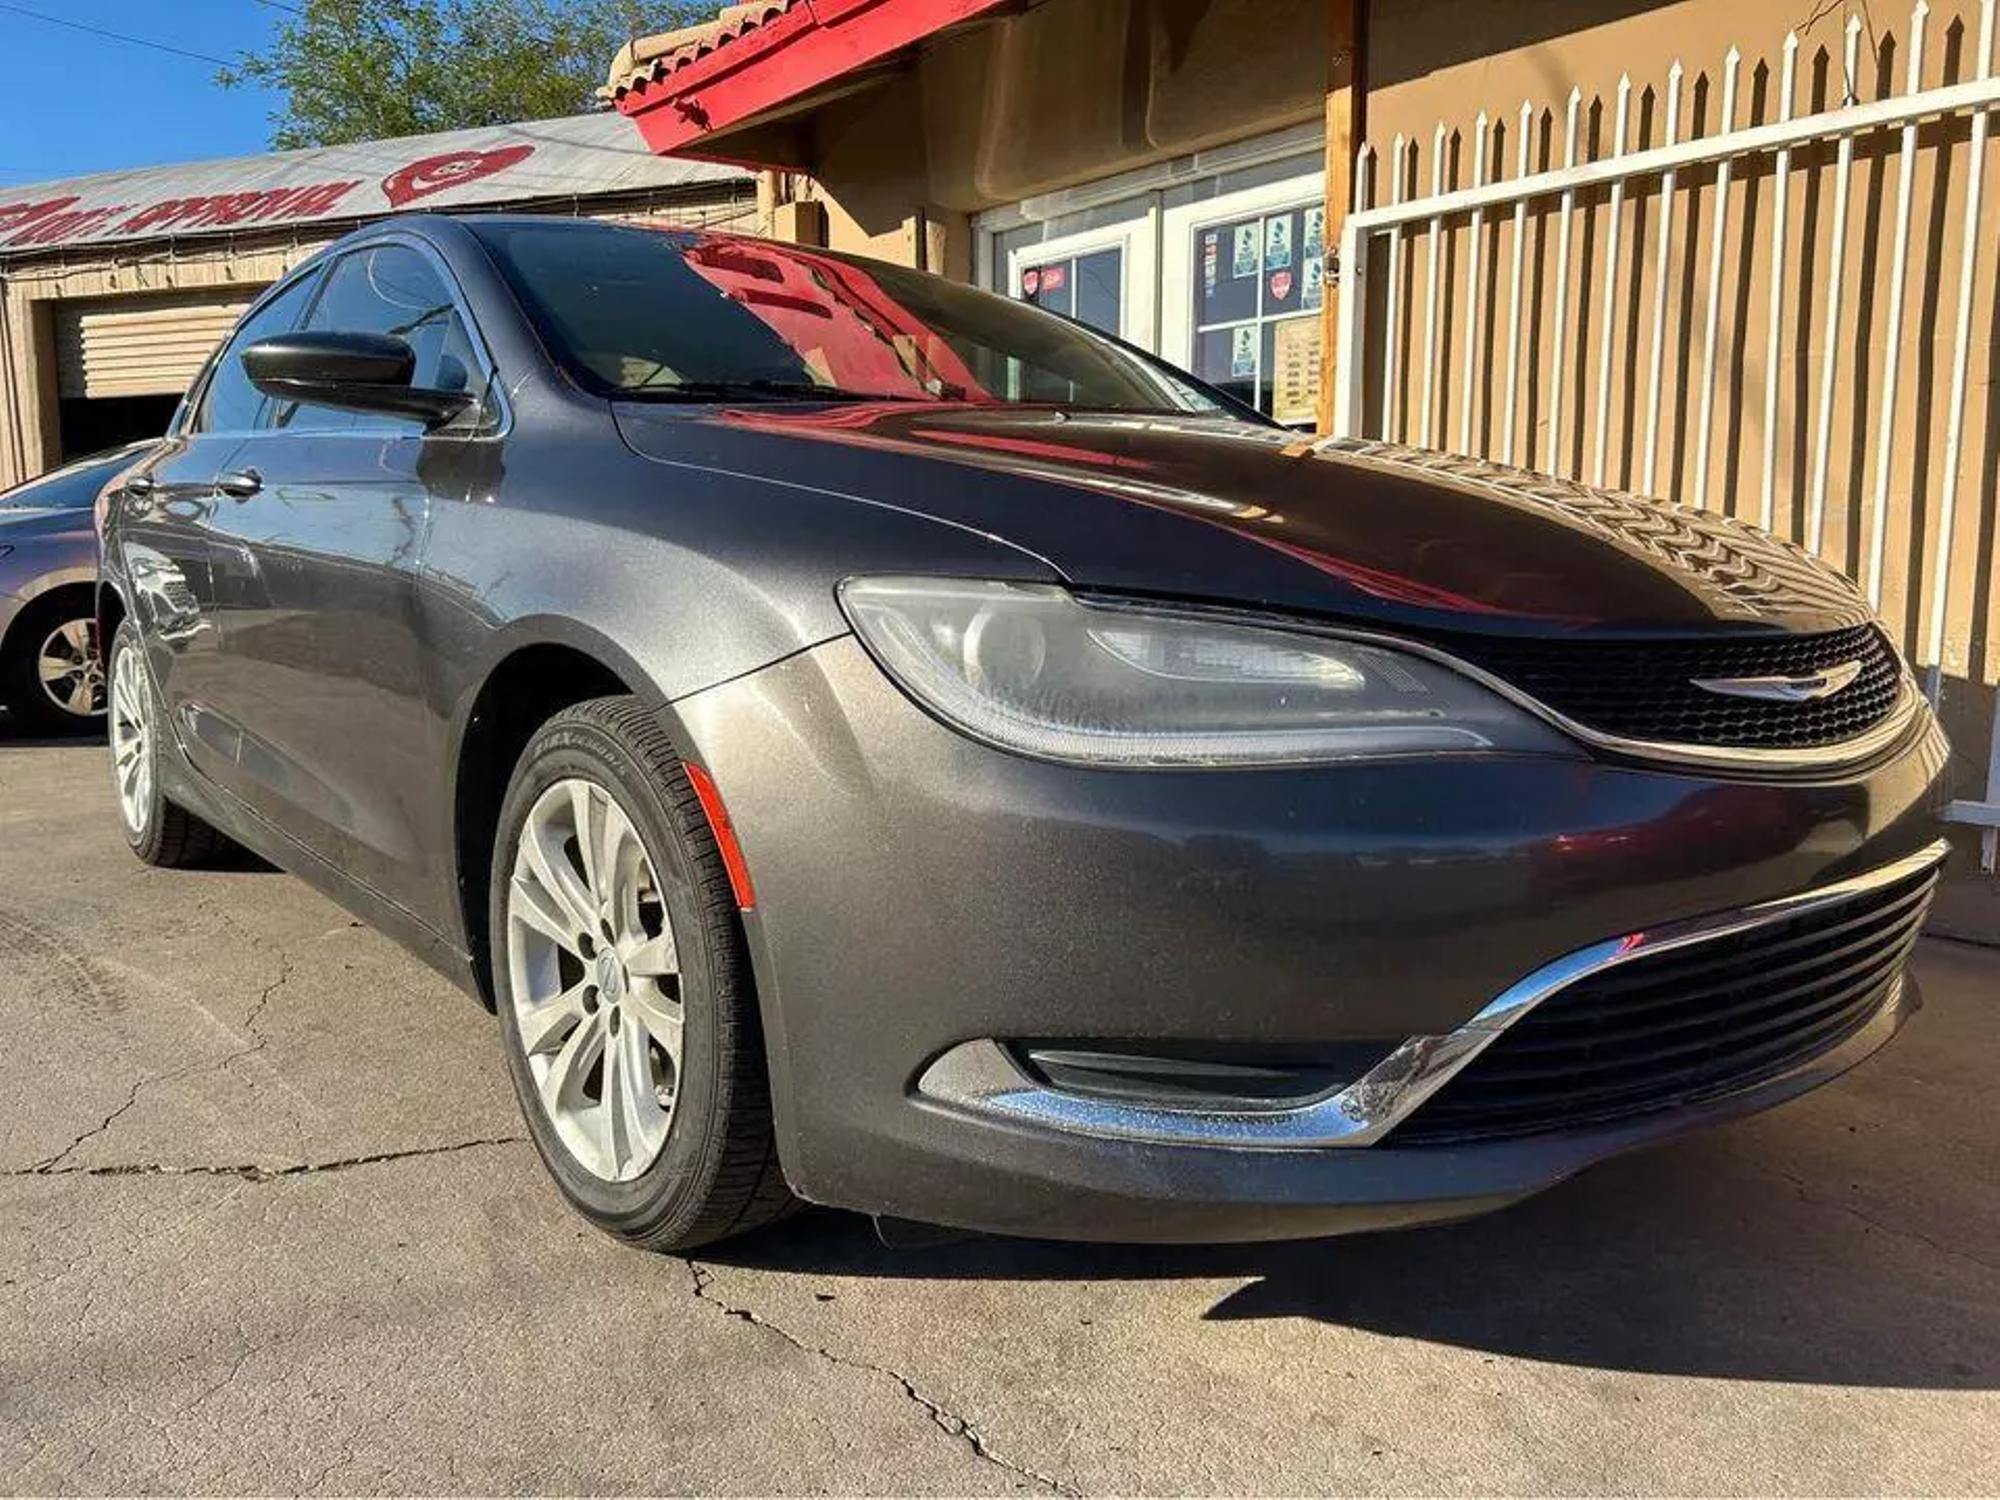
xmin=194 ymin=238 xmax=491 ymax=922
xmin=110 ymin=272 xmax=322 ymax=771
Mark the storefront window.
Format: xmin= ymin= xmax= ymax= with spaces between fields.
xmin=981 ymin=138 xmax=1325 ymax=424
xmin=1190 ymin=200 xmax=1325 ymax=426
xmin=1020 ymin=248 xmax=1122 ymax=337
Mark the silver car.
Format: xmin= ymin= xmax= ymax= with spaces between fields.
xmin=0 ymin=442 xmax=156 ymax=732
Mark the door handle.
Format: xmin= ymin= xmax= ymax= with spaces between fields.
xmin=216 ymin=468 xmax=263 ymax=499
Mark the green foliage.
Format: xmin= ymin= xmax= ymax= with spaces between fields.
xmin=220 ymin=0 xmax=710 ymax=149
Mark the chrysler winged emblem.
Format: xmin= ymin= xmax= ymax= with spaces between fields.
xmin=1691 ymin=659 xmax=1864 ymax=703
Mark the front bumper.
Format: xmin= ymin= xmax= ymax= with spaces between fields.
xmin=672 ymin=635 xmax=1952 ymax=1241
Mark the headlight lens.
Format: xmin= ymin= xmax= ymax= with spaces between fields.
xmin=839 ymin=576 xmax=1571 ymax=767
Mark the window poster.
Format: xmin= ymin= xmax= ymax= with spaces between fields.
xmin=1271 ymin=315 xmax=1320 ymax=427
xmin=1202 ymin=230 xmax=1219 ymax=294
xmin=1302 ymin=254 xmax=1324 ymax=310
xmin=1232 ymin=222 xmax=1258 ymax=278
xmin=1302 ymin=204 xmax=1325 ymax=262
xmin=1230 ymin=324 xmax=1257 ymax=378
xmin=1264 ymin=213 xmax=1293 ymax=272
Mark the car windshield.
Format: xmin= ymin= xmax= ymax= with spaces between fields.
xmin=470 ymin=219 xmax=1228 ymax=417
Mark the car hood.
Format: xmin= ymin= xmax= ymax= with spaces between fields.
xmin=0 ymin=505 xmax=90 ymax=541
xmin=614 ymin=403 xmax=1873 ymax=638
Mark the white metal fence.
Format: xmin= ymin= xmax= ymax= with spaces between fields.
xmin=1332 ymin=0 xmax=2000 ymax=866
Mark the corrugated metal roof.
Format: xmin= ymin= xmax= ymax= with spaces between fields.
xmin=0 ymin=112 xmax=749 ymax=259
xmin=604 ymin=1 xmax=799 ymax=100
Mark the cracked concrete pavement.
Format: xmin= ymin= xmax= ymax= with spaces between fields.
xmin=2 ymin=722 xmax=1997 ymax=1494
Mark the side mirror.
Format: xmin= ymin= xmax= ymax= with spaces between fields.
xmin=241 ymin=331 xmax=477 ymax=428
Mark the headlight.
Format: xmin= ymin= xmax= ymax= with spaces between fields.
xmin=838 ymin=577 xmax=1573 ymax=767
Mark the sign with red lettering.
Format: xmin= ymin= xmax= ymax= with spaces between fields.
xmin=382 ymin=146 xmax=535 ymax=207
xmin=0 ymin=114 xmax=736 ymax=260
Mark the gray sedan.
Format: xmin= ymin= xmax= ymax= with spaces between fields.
xmin=94 ymin=216 xmax=1948 ymax=1251
xmin=0 ymin=441 xmax=156 ymax=732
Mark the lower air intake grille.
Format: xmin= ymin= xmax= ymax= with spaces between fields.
xmin=1426 ymin=622 xmax=1904 ymax=750
xmin=1393 ymin=861 xmax=1939 ymax=1146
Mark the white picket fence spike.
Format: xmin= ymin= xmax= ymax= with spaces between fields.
xmin=1547 ymin=87 xmax=1584 ymax=476
xmin=1501 ymin=98 xmax=1533 ymax=467
xmin=1693 ymin=46 xmax=1742 ymax=513
xmin=1867 ymin=0 xmax=1930 ymax=608
xmin=1925 ymin=0 xmax=1996 ymax=673
xmin=1758 ymin=32 xmax=1800 ymax=531
xmin=1642 ymin=61 xmax=1684 ymax=496
xmin=1419 ymin=122 xmax=1448 ymax=449
xmin=1381 ymin=134 xmax=1407 ymax=441
xmin=1809 ymin=18 xmax=1866 ymax=556
xmin=1457 ymin=112 xmax=1491 ymax=455
xmin=1591 ymin=74 xmax=1633 ymax=486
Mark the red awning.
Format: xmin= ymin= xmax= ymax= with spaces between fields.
xmin=607 ymin=0 xmax=1014 ymax=159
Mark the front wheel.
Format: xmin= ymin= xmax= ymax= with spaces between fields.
xmin=489 ymin=695 xmax=792 ymax=1251
xmin=106 ymin=620 xmax=233 ymax=867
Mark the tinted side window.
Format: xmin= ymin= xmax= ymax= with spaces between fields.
xmin=189 ymin=273 xmax=321 ymax=435
xmin=279 ymin=244 xmax=479 ymax=433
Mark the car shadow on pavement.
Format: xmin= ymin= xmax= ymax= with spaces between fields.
xmin=707 ymin=1129 xmax=1996 ymax=1391
xmin=0 ymin=706 xmax=102 ymax=748
xmin=0 ymin=708 xmax=279 ymax=869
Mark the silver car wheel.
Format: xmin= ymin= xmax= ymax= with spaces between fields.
xmin=506 ymin=776 xmax=684 ymax=1183
xmin=37 ymin=617 xmax=104 ymax=719
xmin=108 ymin=643 xmax=151 ymax=834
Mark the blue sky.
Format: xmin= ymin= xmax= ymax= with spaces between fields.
xmin=0 ymin=1 xmax=287 ymax=188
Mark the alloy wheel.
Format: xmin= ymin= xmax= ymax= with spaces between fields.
xmin=37 ymin=618 xmax=104 ymax=719
xmin=506 ymin=776 xmax=685 ymax=1183
xmin=108 ymin=644 xmax=151 ymax=833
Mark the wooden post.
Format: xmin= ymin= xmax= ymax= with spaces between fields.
xmin=1317 ymin=0 xmax=1365 ymax=434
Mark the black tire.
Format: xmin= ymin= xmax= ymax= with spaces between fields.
xmin=3 ymin=591 xmax=105 ymax=735
xmin=107 ymin=619 xmax=234 ymax=868
xmin=489 ymin=694 xmax=793 ymax=1251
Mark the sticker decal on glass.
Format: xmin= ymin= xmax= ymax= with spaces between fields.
xmin=1303 ymin=204 xmax=1325 ymax=262
xmin=1264 ymin=214 xmax=1293 ymax=272
xmin=1302 ymin=254 xmax=1324 ymax=310
xmin=1232 ymin=223 xmax=1258 ymax=278
xmin=1230 ymin=324 xmax=1257 ymax=378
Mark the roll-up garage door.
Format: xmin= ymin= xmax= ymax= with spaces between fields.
xmin=54 ymin=296 xmax=254 ymax=399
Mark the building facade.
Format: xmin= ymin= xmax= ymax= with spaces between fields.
xmin=0 ymin=112 xmax=754 ymax=488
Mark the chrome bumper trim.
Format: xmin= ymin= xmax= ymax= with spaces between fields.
xmin=915 ymin=839 xmax=1950 ymax=1151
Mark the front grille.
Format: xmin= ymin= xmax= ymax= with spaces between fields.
xmin=1428 ymin=623 xmax=1904 ymax=750
xmin=1393 ymin=861 xmax=1938 ymax=1146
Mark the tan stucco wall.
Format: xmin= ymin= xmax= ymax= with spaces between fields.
xmin=771 ymin=0 xmax=1329 ymax=267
